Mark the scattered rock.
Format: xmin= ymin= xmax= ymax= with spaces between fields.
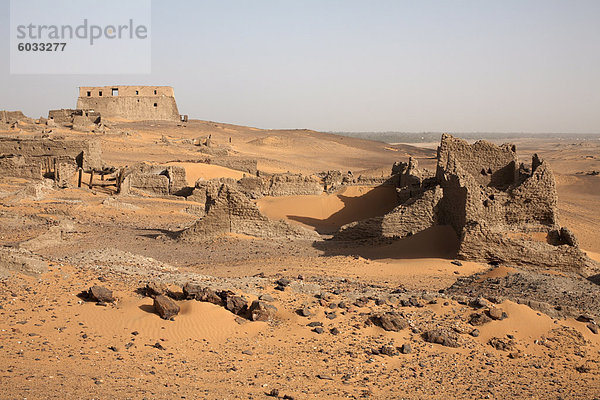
xmin=330 ymin=327 xmax=340 ymax=335
xmin=241 ymin=349 xmax=253 ymax=355
xmin=400 ymin=343 xmax=412 ymax=354
xmin=307 ymin=321 xmax=323 ymax=327
xmin=183 ymin=283 xmax=221 ymax=304
xmin=587 ymin=323 xmax=598 ymax=334
xmin=577 ymin=315 xmax=594 ymax=323
xmin=267 ymin=388 xmax=279 ymax=397
xmin=451 ymin=260 xmax=463 ymax=266
xmin=472 ymin=297 xmax=489 ymax=308
xmin=470 ymin=329 xmax=480 ymax=337
xmin=153 ymin=295 xmax=180 ymax=320
xmin=313 ymin=327 xmax=324 ymax=334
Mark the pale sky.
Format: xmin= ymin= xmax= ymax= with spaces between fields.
xmin=1 ymin=0 xmax=599 ymax=133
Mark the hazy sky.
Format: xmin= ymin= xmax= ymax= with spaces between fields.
xmin=1 ymin=0 xmax=599 ymax=133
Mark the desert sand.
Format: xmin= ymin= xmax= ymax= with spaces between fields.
xmin=0 ymin=117 xmax=599 ymax=399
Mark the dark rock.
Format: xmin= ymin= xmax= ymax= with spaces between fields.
xmin=317 ymin=374 xmax=333 ymax=380
xmin=307 ymin=321 xmax=323 ymax=327
xmin=248 ymin=300 xmax=277 ymax=321
xmin=241 ymin=349 xmax=253 ymax=355
xmin=469 ymin=312 xmax=492 ymax=326
xmin=299 ymin=307 xmax=313 ymax=317
xmin=401 ymin=343 xmax=412 ymax=354
xmin=267 ymin=389 xmax=279 ymax=397
xmin=451 ymin=260 xmax=463 ymax=266
xmin=144 ymin=282 xmax=169 ymax=298
xmin=275 ymin=278 xmax=291 ymax=287
xmin=274 ymin=285 xmax=286 ymax=292
xmin=313 ymin=327 xmax=324 ymax=334
xmin=422 ymin=329 xmax=460 ymax=348
xmin=588 ymin=323 xmax=598 ymax=334
xmin=88 ymin=286 xmax=115 ymax=303
xmin=325 ymin=312 xmax=337 ymax=320
xmin=369 ymin=312 xmax=408 ymax=332
xmin=330 ymin=327 xmax=340 ymax=335
xmin=470 ymin=329 xmax=480 ymax=337
xmin=354 ymin=297 xmax=369 ymax=307
xmin=225 ymin=295 xmax=248 ymax=315
xmin=183 ymin=283 xmax=222 ymax=305
xmin=380 ymin=345 xmax=398 ymax=356
xmin=577 ymin=315 xmax=594 ymax=323
xmin=153 ymin=295 xmax=180 ymax=320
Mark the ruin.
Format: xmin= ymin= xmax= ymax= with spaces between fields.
xmin=178 ymin=182 xmax=318 ymax=240
xmin=0 ymin=137 xmax=104 ymax=186
xmin=336 ymin=134 xmax=594 ymax=272
xmin=76 ymin=86 xmax=181 ymax=121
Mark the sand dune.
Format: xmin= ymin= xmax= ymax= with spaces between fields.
xmin=257 ymin=185 xmax=399 ymax=233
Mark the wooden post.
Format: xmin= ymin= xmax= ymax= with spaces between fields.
xmin=78 ymin=168 xmax=82 ymax=188
xmin=88 ymin=169 xmax=94 ymax=189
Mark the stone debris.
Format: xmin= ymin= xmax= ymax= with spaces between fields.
xmin=87 ymin=285 xmax=115 ymax=303
xmin=368 ymin=312 xmax=409 ymax=332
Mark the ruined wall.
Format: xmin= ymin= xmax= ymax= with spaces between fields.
xmin=1 ymin=111 xmax=32 ymax=124
xmin=333 ymin=134 xmax=593 ymax=272
xmin=178 ymin=183 xmax=317 ymax=240
xmin=48 ymin=109 xmax=101 ymax=125
xmin=0 ymin=137 xmax=103 ymax=180
xmin=437 ymin=134 xmax=518 ymax=188
xmin=76 ymin=86 xmax=179 ymax=121
xmin=120 ymin=163 xmax=187 ymax=196
xmin=337 ymin=186 xmax=443 ymax=240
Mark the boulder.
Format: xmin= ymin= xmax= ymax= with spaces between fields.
xmin=248 ymin=300 xmax=277 ymax=321
xmin=369 ymin=312 xmax=409 ymax=332
xmin=153 ymin=295 xmax=180 ymax=320
xmin=423 ymin=329 xmax=460 ymax=348
xmin=88 ymin=285 xmax=115 ymax=303
xmin=144 ymin=282 xmax=169 ymax=298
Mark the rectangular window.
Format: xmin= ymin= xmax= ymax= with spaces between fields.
xmin=87 ymin=91 xmax=91 ymax=97
xmin=153 ymin=89 xmax=157 ymax=95
xmin=99 ymin=91 xmax=102 ymax=96
xmin=153 ymin=103 xmax=157 ymax=107
xmin=112 ymin=88 xmax=119 ymax=96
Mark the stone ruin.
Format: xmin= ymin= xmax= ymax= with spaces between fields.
xmin=177 ymin=181 xmax=318 ymax=241
xmin=337 ymin=134 xmax=594 ymax=272
xmin=0 ymin=137 xmax=104 ymax=187
xmin=48 ymin=109 xmax=102 ymax=131
xmin=119 ymin=163 xmax=188 ymax=197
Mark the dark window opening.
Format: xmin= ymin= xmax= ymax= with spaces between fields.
xmin=135 ymin=90 xmax=139 ymax=95
xmin=99 ymin=91 xmax=103 ymax=96
xmin=86 ymin=91 xmax=91 ymax=97
xmin=153 ymin=90 xmax=157 ymax=95
xmin=112 ymin=88 xmax=119 ymax=96
xmin=153 ymin=103 xmax=157 ymax=107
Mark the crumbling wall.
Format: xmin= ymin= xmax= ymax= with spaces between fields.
xmin=177 ymin=182 xmax=318 ymax=240
xmin=333 ymin=134 xmax=594 ymax=272
xmin=0 ymin=137 xmax=103 ymax=180
xmin=337 ymin=186 xmax=443 ymax=240
xmin=1 ymin=110 xmax=33 ymax=125
xmin=120 ymin=163 xmax=188 ymax=196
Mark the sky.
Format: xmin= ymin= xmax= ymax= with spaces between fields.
xmin=1 ymin=0 xmax=599 ymax=133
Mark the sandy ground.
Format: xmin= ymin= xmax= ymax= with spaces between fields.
xmin=0 ymin=121 xmax=599 ymax=399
